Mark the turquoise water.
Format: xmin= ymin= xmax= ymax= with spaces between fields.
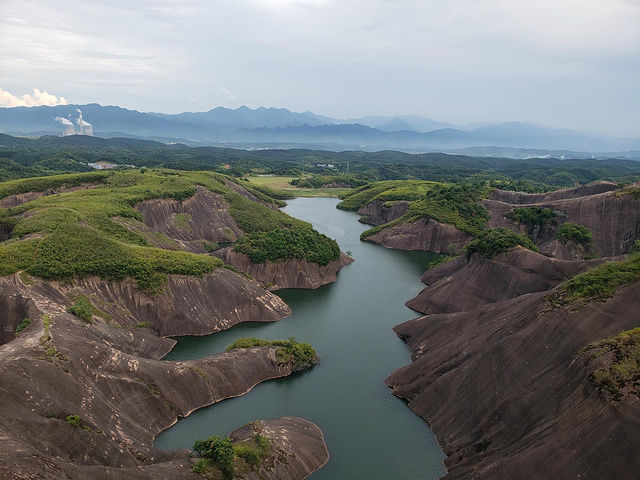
xmin=154 ymin=197 xmax=446 ymax=479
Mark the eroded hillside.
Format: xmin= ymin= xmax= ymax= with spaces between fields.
xmin=0 ymin=169 xmax=340 ymax=479
xmin=381 ymin=181 xmax=640 ymax=479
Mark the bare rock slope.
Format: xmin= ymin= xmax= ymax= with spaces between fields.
xmin=215 ymin=248 xmax=354 ymax=290
xmin=383 ymin=183 xmax=640 ymax=478
xmin=0 ymin=273 xmax=327 ymax=479
xmin=387 ymin=280 xmax=640 ymax=479
xmin=406 ymin=247 xmax=612 ymax=314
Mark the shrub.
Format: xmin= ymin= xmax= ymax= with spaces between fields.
xmin=561 ymin=255 xmax=640 ymax=301
xmin=226 ymin=338 xmax=271 ymax=349
xmin=505 ymin=207 xmax=556 ymax=226
xmin=192 ymin=436 xmax=235 ymax=479
xmin=227 ymin=337 xmax=317 ymax=372
xmin=463 ymin=228 xmax=539 ymax=259
xmin=359 ymin=183 xmax=490 ymax=239
xmin=579 ymin=327 xmax=640 ymax=401
xmin=68 ymin=295 xmax=99 ymax=323
xmin=555 ymin=222 xmax=592 ymax=246
xmin=15 ymin=318 xmax=31 ymax=335
xmin=291 ymin=174 xmax=370 ymax=189
xmin=234 ymin=225 xmax=340 ymax=266
xmin=65 ymin=414 xmax=80 ymax=426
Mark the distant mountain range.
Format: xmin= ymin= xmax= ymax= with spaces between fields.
xmin=0 ymin=103 xmax=638 ymax=158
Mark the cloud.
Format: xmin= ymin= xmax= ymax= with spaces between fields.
xmin=0 ymin=87 xmax=68 ymax=108
xmin=221 ymin=88 xmax=239 ymax=102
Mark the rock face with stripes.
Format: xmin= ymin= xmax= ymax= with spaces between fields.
xmin=0 ymin=272 xmax=327 ymax=479
xmin=381 ymin=183 xmax=640 ymax=478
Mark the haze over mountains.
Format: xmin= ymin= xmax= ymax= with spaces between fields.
xmin=0 ymin=104 xmax=638 ymax=159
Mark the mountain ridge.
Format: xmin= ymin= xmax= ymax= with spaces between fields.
xmin=0 ymin=103 xmax=638 ymax=155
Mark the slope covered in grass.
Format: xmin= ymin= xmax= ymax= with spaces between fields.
xmin=0 ymin=169 xmax=340 ymax=291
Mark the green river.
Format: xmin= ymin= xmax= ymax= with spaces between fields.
xmin=154 ymin=197 xmax=446 ymax=479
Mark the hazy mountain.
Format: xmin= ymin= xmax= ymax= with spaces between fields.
xmin=0 ymin=104 xmax=637 ymax=156
xmin=341 ymin=114 xmax=457 ymax=133
xmin=151 ymin=106 xmax=325 ymax=130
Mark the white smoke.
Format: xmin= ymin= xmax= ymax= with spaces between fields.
xmin=0 ymin=87 xmax=68 ymax=108
xmin=54 ymin=116 xmax=74 ymax=125
xmin=75 ymin=108 xmax=92 ymax=126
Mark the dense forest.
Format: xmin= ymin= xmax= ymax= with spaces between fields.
xmin=1 ymin=133 xmax=639 ymax=192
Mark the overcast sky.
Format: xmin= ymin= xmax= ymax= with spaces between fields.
xmin=0 ymin=0 xmax=638 ymax=136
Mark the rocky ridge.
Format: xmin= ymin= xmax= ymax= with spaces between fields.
xmin=385 ymin=182 xmax=640 ymax=478
xmin=0 ymin=172 xmax=340 ymax=479
xmin=0 ymin=271 xmax=328 ymax=479
xmin=359 ymin=182 xmax=640 ymax=256
xmin=214 ymin=248 xmax=354 ymax=290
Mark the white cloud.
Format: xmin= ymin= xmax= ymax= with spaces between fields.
xmin=0 ymin=87 xmax=68 ymax=107
xmin=0 ymin=0 xmax=637 ymax=135
xmin=221 ymin=88 xmax=239 ymax=102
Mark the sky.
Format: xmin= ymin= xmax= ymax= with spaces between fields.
xmin=0 ymin=0 xmax=638 ymax=137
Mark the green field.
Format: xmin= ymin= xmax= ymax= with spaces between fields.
xmin=246 ymin=176 xmax=351 ymax=198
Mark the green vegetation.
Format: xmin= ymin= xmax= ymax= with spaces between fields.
xmin=226 ymin=189 xmax=340 ymax=265
xmin=226 ymin=337 xmax=317 ymax=372
xmin=555 ymin=222 xmax=593 ymax=246
xmin=580 ymin=328 xmax=640 ymax=401
xmin=427 ymin=254 xmax=458 ymax=271
xmin=560 ymin=255 xmax=640 ymax=301
xmin=15 ymin=318 xmax=31 ymax=335
xmin=0 ymin=172 xmax=110 ymax=198
xmin=192 ymin=428 xmax=272 ymax=479
xmin=506 ymin=207 xmax=557 ymax=227
xmin=1 ymin=169 xmax=334 ymax=289
xmin=237 ymin=178 xmax=296 ymax=200
xmin=234 ymin=226 xmax=340 ymax=265
xmin=2 ymin=134 xmax=639 ymax=191
xmin=173 ymin=212 xmax=192 ymax=231
xmin=358 ymin=183 xmax=490 ymax=240
xmin=68 ymin=294 xmax=111 ymax=323
xmin=337 ymin=180 xmax=432 ymax=211
xmin=290 ymin=174 xmax=369 ymax=189
xmin=463 ymin=228 xmax=539 ymax=259
xmin=65 ymin=414 xmax=81 ymax=426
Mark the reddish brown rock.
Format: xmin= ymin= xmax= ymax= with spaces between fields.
xmin=487 ymin=182 xmax=618 ymax=204
xmin=357 ymin=200 xmax=409 ymax=226
xmin=406 ymin=248 xmax=613 ymax=315
xmin=214 ymin=248 xmax=354 ymax=290
xmin=0 ymin=182 xmax=102 ymax=208
xmin=484 ymin=183 xmax=640 ymax=257
xmin=0 ymin=273 xmax=327 ymax=480
xmin=386 ymin=282 xmax=640 ymax=479
xmin=0 ymin=269 xmax=291 ymax=340
xmin=230 ymin=417 xmax=330 ymax=480
xmin=135 ymin=186 xmax=243 ymax=251
xmin=364 ymin=217 xmax=472 ymax=253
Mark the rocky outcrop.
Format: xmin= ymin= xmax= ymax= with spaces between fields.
xmin=487 ymin=182 xmax=619 ymax=204
xmin=230 ymin=417 xmax=330 ymax=480
xmin=484 ymin=184 xmax=640 ymax=257
xmin=0 ymin=273 xmax=326 ymax=479
xmin=386 ymin=281 xmax=640 ymax=479
xmin=135 ymin=186 xmax=243 ymax=252
xmin=364 ymin=217 xmax=473 ymax=253
xmin=214 ymin=248 xmax=354 ymax=290
xmin=0 ymin=182 xmax=102 ymax=208
xmin=406 ymin=248 xmax=612 ymax=314
xmin=1 ymin=269 xmax=291 ymax=340
xmin=357 ymin=200 xmax=409 ymax=226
